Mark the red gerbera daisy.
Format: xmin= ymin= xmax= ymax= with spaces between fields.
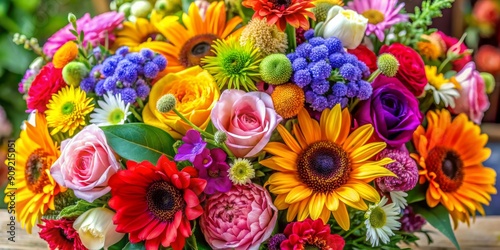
xmin=27 ymin=62 xmax=66 ymax=112
xmin=242 ymin=0 xmax=315 ymax=31
xmin=281 ymin=218 xmax=345 ymax=250
xmin=38 ymin=219 xmax=86 ymax=250
xmin=108 ymin=155 xmax=206 ymax=250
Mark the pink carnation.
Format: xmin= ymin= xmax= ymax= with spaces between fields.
xmin=50 ymin=124 xmax=121 ymax=202
xmin=43 ymin=12 xmax=124 ymax=57
xmin=200 ymin=183 xmax=278 ymax=250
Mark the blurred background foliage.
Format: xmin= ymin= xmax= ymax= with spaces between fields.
xmin=0 ymin=0 xmax=94 ymax=138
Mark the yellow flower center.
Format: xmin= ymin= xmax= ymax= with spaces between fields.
xmin=425 ymin=146 xmax=464 ymax=192
xmin=107 ymin=108 xmax=125 ymax=124
xmin=146 ymin=181 xmax=185 ymax=222
xmin=369 ymin=206 xmax=387 ymax=228
xmin=179 ymin=34 xmax=219 ymax=68
xmin=362 ymin=9 xmax=385 ymax=24
xmin=297 ymin=140 xmax=351 ymax=193
xmin=271 ymin=83 xmax=305 ymax=119
xmin=25 ymin=149 xmax=51 ymax=192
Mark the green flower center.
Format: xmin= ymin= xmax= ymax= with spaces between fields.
xmin=369 ymin=206 xmax=387 ymax=228
xmin=107 ymin=108 xmax=125 ymax=124
xmin=61 ymin=102 xmax=75 ymax=115
xmin=362 ymin=9 xmax=385 ymax=25
xmin=221 ymin=52 xmax=249 ymax=75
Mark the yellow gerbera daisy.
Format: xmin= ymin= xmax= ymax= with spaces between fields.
xmin=3 ymin=111 xmax=63 ymax=233
xmin=45 ymin=86 xmax=94 ymax=136
xmin=154 ymin=1 xmax=244 ymax=73
xmin=261 ymin=104 xmax=395 ymax=231
xmin=411 ymin=109 xmax=497 ymax=228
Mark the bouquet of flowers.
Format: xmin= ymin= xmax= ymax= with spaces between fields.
xmin=6 ymin=0 xmax=498 ymax=249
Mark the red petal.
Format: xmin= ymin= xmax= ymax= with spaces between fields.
xmin=182 ymin=166 xmax=197 ymax=177
xmin=183 ymin=189 xmax=200 ymax=208
xmin=170 ymin=235 xmax=186 ymax=250
xmin=189 ymin=178 xmax=207 ymax=195
xmin=144 ymin=237 xmax=162 ymax=250
xmin=158 ymin=155 xmax=179 ymax=177
xmin=185 ymin=205 xmax=203 ymax=220
xmin=178 ymin=218 xmax=191 ymax=238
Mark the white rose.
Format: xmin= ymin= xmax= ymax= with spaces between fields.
xmin=320 ymin=6 xmax=368 ymax=49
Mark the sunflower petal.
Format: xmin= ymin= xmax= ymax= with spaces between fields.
xmin=332 ymin=202 xmax=350 ymax=231
xmin=350 ymin=142 xmax=387 ymax=164
xmin=309 ymin=193 xmax=326 ymax=220
xmin=277 ymin=125 xmax=302 ymax=154
xmin=285 ymin=185 xmax=312 ymax=204
xmin=343 ymin=124 xmax=374 ymax=153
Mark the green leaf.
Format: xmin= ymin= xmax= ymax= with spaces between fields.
xmin=414 ymin=204 xmax=460 ymax=250
xmin=123 ymin=242 xmax=146 ymax=250
xmin=58 ymin=199 xmax=101 ymax=219
xmin=108 ymin=235 xmax=128 ymax=250
xmin=406 ymin=183 xmax=426 ymax=204
xmin=101 ymin=123 xmax=176 ymax=165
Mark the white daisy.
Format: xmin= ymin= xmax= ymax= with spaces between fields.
xmin=364 ymin=196 xmax=401 ymax=247
xmin=424 ymin=83 xmax=460 ymax=108
xmin=90 ymin=92 xmax=131 ymax=126
xmin=389 ymin=191 xmax=408 ymax=212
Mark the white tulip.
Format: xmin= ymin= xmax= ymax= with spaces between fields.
xmin=73 ymin=207 xmax=125 ymax=250
xmin=321 ymin=6 xmax=368 ymax=49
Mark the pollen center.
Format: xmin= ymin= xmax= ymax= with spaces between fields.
xmin=108 ymin=108 xmax=125 ymax=124
xmin=297 ymin=140 xmax=351 ymax=193
xmin=25 ymin=149 xmax=51 ymax=192
xmin=146 ymin=181 xmax=185 ymax=222
xmin=425 ymin=146 xmax=464 ymax=192
xmin=179 ymin=34 xmax=219 ymax=68
xmin=61 ymin=102 xmax=75 ymax=115
xmin=362 ymin=9 xmax=385 ymax=25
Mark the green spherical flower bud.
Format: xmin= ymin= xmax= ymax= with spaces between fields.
xmin=214 ymin=131 xmax=227 ymax=144
xmin=155 ymin=0 xmax=168 ymax=11
xmin=68 ymin=13 xmax=77 ymax=23
xmin=260 ymin=54 xmax=292 ymax=85
xmin=130 ymin=0 xmax=152 ymax=18
xmin=118 ymin=2 xmax=132 ymax=15
xmin=377 ymin=53 xmax=399 ymax=77
xmin=480 ymin=72 xmax=496 ymax=94
xmin=156 ymin=94 xmax=176 ymax=113
xmin=313 ymin=3 xmax=335 ymax=23
xmin=62 ymin=62 xmax=89 ymax=87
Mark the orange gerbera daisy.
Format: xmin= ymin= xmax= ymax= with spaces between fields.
xmin=243 ymin=0 xmax=316 ymax=31
xmin=411 ymin=110 xmax=497 ymax=228
xmin=261 ymin=104 xmax=395 ymax=231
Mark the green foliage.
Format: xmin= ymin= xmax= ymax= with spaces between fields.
xmin=392 ymin=0 xmax=455 ymax=47
xmin=58 ymin=198 xmax=107 ymax=219
xmin=413 ymin=203 xmax=460 ymax=250
xmin=101 ymin=123 xmax=176 ymax=164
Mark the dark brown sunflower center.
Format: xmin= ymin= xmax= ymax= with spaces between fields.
xmin=179 ymin=34 xmax=219 ymax=68
xmin=297 ymin=141 xmax=351 ymax=193
xmin=146 ymin=181 xmax=185 ymax=222
xmin=271 ymin=0 xmax=291 ymax=9
xmin=25 ymin=149 xmax=51 ymax=192
xmin=425 ymin=146 xmax=464 ymax=192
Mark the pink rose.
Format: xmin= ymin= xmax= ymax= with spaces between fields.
xmin=200 ymin=183 xmax=278 ymax=250
xmin=451 ymin=62 xmax=490 ymax=124
xmin=211 ymin=90 xmax=282 ymax=157
xmin=51 ymin=124 xmax=121 ymax=202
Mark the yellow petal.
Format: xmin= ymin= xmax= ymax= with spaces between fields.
xmin=351 ymin=165 xmax=396 ymax=180
xmin=287 ymin=202 xmax=300 ymax=222
xmin=325 ymin=104 xmax=342 ymax=143
xmin=332 ymin=202 xmax=350 ymax=231
xmin=343 ymin=124 xmax=373 ymax=153
xmin=264 ymin=142 xmax=298 ymax=159
xmin=297 ymin=198 xmax=311 ymax=221
xmin=344 ymin=180 xmax=380 ymax=203
xmin=274 ymin=194 xmax=290 ymax=210
xmin=260 ymin=157 xmax=297 ymax=172
xmin=309 ymin=193 xmax=326 ymax=220
xmin=350 ymin=142 xmax=387 ymax=164
xmin=277 ymin=125 xmax=302 ymax=154
xmin=285 ymin=185 xmax=313 ymax=204
xmin=325 ymin=192 xmax=340 ymax=211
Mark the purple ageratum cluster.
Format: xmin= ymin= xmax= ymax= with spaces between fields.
xmin=287 ymin=34 xmax=371 ymax=111
xmin=80 ymin=46 xmax=167 ymax=104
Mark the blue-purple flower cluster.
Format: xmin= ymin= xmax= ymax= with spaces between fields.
xmin=81 ymin=46 xmax=167 ymax=104
xmin=287 ymin=33 xmax=372 ymax=111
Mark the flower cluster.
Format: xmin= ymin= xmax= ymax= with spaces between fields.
xmin=6 ymin=0 xmax=498 ymax=250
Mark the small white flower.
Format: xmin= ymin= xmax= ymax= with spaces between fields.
xmin=364 ymin=196 xmax=401 ymax=247
xmin=73 ymin=207 xmax=125 ymax=250
xmin=320 ymin=5 xmax=368 ymax=49
xmin=425 ymin=83 xmax=460 ymax=108
xmin=90 ymin=92 xmax=131 ymax=126
xmin=389 ymin=191 xmax=408 ymax=212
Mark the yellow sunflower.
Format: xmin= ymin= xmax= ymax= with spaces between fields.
xmin=261 ymin=104 xmax=395 ymax=231
xmin=154 ymin=1 xmax=244 ymax=73
xmin=411 ymin=109 xmax=497 ymax=228
xmin=3 ymin=111 xmax=63 ymax=233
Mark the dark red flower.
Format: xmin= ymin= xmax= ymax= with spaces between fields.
xmin=379 ymin=43 xmax=427 ymax=96
xmin=27 ymin=63 xmax=66 ymax=112
xmin=38 ymin=219 xmax=86 ymax=250
xmin=108 ymin=155 xmax=206 ymax=250
xmin=281 ymin=218 xmax=345 ymax=250
xmin=242 ymin=0 xmax=315 ymax=31
xmin=348 ymin=45 xmax=378 ymax=73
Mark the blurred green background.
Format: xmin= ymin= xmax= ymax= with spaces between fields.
xmin=0 ymin=0 xmax=94 ymax=137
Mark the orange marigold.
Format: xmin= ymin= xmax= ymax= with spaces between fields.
xmin=52 ymin=41 xmax=79 ymax=69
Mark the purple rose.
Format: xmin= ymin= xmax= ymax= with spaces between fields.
xmin=354 ymin=75 xmax=422 ymax=148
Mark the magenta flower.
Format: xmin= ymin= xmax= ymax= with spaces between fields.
xmin=193 ymin=148 xmax=213 ymax=168
xmin=43 ymin=12 xmax=124 ymax=57
xmin=375 ymin=148 xmax=419 ymax=192
xmin=196 ymin=148 xmax=232 ymax=194
xmin=174 ymin=129 xmax=207 ymax=162
xmin=400 ymin=206 xmax=426 ymax=232
xmin=347 ymin=0 xmax=408 ymax=41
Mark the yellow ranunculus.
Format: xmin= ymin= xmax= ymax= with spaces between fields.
xmin=143 ymin=66 xmax=220 ymax=139
xmin=319 ymin=5 xmax=368 ymax=49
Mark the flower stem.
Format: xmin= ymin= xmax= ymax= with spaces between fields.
xmin=285 ymin=24 xmax=297 ymax=52
xmin=367 ymin=69 xmax=381 ymax=82
xmin=130 ymin=107 xmax=143 ymax=122
xmin=206 ymin=139 xmax=235 ymax=158
xmin=343 ymin=222 xmax=365 ymax=238
xmin=437 ymin=57 xmax=452 ymax=74
xmin=172 ymin=108 xmax=214 ymax=139
xmin=136 ymin=98 xmax=144 ymax=109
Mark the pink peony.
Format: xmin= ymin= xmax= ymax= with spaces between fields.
xmin=43 ymin=12 xmax=124 ymax=57
xmin=200 ymin=183 xmax=278 ymax=250
xmin=50 ymin=124 xmax=121 ymax=202
xmin=211 ymin=90 xmax=282 ymax=157
xmin=451 ymin=62 xmax=490 ymax=124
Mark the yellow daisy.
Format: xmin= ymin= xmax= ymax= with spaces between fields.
xmin=3 ymin=111 xmax=63 ymax=233
xmin=261 ymin=104 xmax=395 ymax=231
xmin=45 ymin=86 xmax=94 ymax=136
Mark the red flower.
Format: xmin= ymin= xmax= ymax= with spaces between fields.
xmin=379 ymin=43 xmax=427 ymax=96
xmin=27 ymin=63 xmax=66 ymax=112
xmin=242 ymin=0 xmax=315 ymax=31
xmin=348 ymin=45 xmax=378 ymax=73
xmin=281 ymin=218 xmax=345 ymax=250
xmin=38 ymin=219 xmax=86 ymax=250
xmin=435 ymin=31 xmax=472 ymax=72
xmin=108 ymin=155 xmax=206 ymax=250
xmin=475 ymin=45 xmax=500 ymax=74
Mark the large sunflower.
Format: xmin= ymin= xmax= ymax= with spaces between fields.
xmin=154 ymin=1 xmax=244 ymax=73
xmin=261 ymin=104 xmax=395 ymax=231
xmin=3 ymin=112 xmax=63 ymax=233
xmin=411 ymin=110 xmax=497 ymax=227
